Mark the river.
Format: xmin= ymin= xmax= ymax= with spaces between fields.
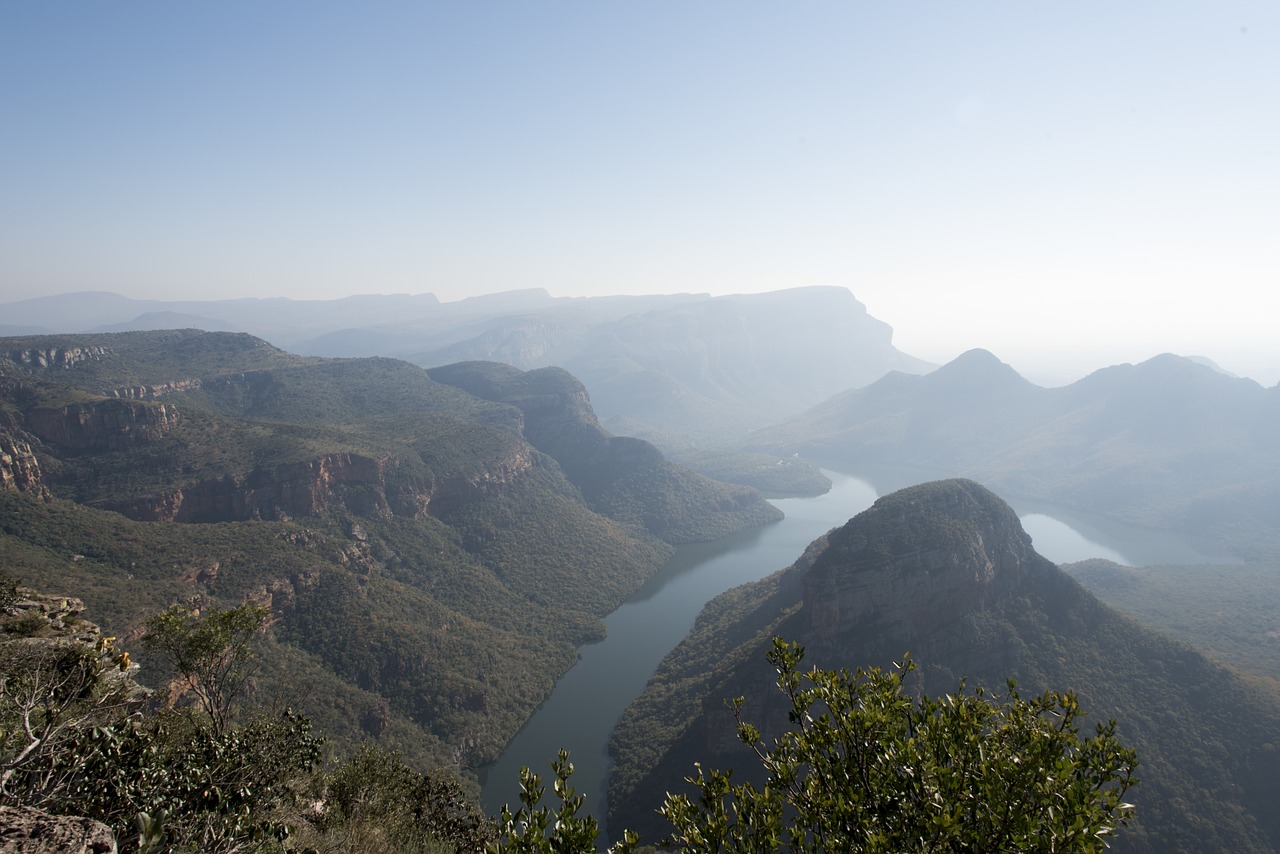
xmin=479 ymin=470 xmax=1228 ymax=834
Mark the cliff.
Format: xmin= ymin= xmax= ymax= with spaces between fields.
xmin=428 ymin=361 xmax=783 ymax=544
xmin=23 ymin=399 xmax=180 ymax=451
xmin=802 ymin=479 xmax=1037 ymax=646
xmin=0 ymin=433 xmax=47 ymax=496
xmin=106 ymin=444 xmax=537 ymax=524
xmin=0 ymin=330 xmax=718 ymax=775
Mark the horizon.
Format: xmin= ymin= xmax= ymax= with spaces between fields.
xmin=2 ymin=3 xmax=1277 ymax=386
xmin=2 ymin=284 xmax=1275 ymax=389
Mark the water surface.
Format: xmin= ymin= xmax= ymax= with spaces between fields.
xmin=480 ymin=471 xmax=1219 ymax=834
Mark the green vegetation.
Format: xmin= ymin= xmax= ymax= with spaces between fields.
xmin=497 ymin=639 xmax=1137 ymax=854
xmin=297 ymin=744 xmax=493 ymax=853
xmin=62 ymin=708 xmax=323 ymax=852
xmin=492 ymin=750 xmax=639 ymax=854
xmin=1065 ymin=558 xmax=1280 ymax=682
xmin=143 ymin=602 xmax=271 ymax=735
xmin=6 ymin=580 xmax=1139 ymax=853
xmin=663 ymin=640 xmax=1136 ymax=853
xmin=1 ymin=328 xmax=784 ymax=786
xmin=611 ymin=483 xmax=1280 ymax=852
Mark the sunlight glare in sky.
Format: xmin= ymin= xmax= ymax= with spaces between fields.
xmin=1 ymin=2 xmax=1276 ymax=383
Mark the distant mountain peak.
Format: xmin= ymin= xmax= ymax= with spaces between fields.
xmin=930 ymin=348 xmax=1026 ymax=381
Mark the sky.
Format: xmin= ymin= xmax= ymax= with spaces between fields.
xmin=2 ymin=2 xmax=1278 ymax=385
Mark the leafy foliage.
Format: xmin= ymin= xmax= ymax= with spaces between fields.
xmin=662 ymin=640 xmax=1137 ymax=853
xmin=55 ymin=708 xmax=322 ymax=852
xmin=143 ymin=602 xmax=269 ymax=734
xmin=0 ymin=632 xmax=142 ymax=807
xmin=491 ymin=749 xmax=637 ymax=854
xmin=0 ymin=568 xmax=17 ymax=614
xmin=302 ymin=744 xmax=493 ymax=853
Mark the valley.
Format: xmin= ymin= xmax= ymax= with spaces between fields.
xmin=2 ymin=293 xmax=1279 ymax=852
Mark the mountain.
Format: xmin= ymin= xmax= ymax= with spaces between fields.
xmin=608 ymin=480 xmax=1280 ymax=852
xmin=742 ymin=350 xmax=1280 ymax=559
xmin=0 ymin=288 xmax=931 ymax=470
xmin=0 ymin=329 xmax=779 ymax=772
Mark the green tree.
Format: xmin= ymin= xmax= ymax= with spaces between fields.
xmin=56 ymin=707 xmax=322 ymax=852
xmin=143 ymin=602 xmax=269 ymax=734
xmin=0 ymin=568 xmax=19 ymax=614
xmin=660 ymin=639 xmax=1138 ymax=853
xmin=308 ymin=743 xmax=493 ymax=853
xmin=491 ymin=749 xmax=638 ymax=854
xmin=0 ymin=633 xmax=142 ymax=806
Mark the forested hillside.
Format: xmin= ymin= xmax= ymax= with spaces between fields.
xmin=0 ymin=329 xmax=779 ymax=771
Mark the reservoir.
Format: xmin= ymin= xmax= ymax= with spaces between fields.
xmin=479 ymin=471 xmax=1226 ymax=834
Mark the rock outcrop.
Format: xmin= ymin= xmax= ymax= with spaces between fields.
xmin=0 ymin=435 xmax=45 ymax=496
xmin=0 ymin=588 xmax=145 ymax=854
xmin=428 ymin=361 xmax=783 ymax=543
xmin=802 ymin=479 xmax=1037 ymax=646
xmin=2 ymin=346 xmax=108 ymax=372
xmin=23 ymin=400 xmax=180 ymax=451
xmin=107 ymin=446 xmax=537 ymax=523
xmin=0 ymin=805 xmax=116 ymax=853
xmin=108 ymin=377 xmax=203 ymax=400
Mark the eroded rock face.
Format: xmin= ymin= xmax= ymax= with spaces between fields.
xmin=24 ymin=401 xmax=180 ymax=451
xmin=802 ymin=479 xmax=1037 ymax=647
xmin=108 ymin=378 xmax=203 ymax=400
xmin=2 ymin=346 xmax=108 ymax=372
xmin=108 ymin=446 xmax=537 ymax=524
xmin=0 ymin=806 xmax=116 ymax=853
xmin=0 ymin=435 xmax=45 ymax=496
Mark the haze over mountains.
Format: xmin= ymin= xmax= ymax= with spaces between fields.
xmin=3 ymin=287 xmax=1280 ymax=850
xmin=6 ymin=286 xmax=1272 ymax=557
xmin=742 ymin=347 xmax=1280 ymax=559
xmin=0 ymin=287 xmax=930 ymax=446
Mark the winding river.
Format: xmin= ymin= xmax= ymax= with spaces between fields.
xmin=479 ymin=471 xmax=1228 ymax=836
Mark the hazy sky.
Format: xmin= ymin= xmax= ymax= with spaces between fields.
xmin=2 ymin=2 xmax=1277 ymax=384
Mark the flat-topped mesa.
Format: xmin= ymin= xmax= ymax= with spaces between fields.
xmin=802 ymin=479 xmax=1039 ymax=646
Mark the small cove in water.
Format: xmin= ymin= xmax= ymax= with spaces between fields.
xmin=479 ymin=471 xmax=1227 ymax=834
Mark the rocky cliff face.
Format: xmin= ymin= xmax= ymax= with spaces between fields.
xmin=0 ymin=804 xmax=117 ymax=853
xmin=0 ymin=434 xmax=46 ymax=496
xmin=802 ymin=479 xmax=1037 ymax=647
xmin=24 ymin=400 xmax=180 ymax=451
xmin=107 ymin=445 xmax=537 ymax=524
xmin=427 ymin=361 xmax=784 ymax=543
xmin=3 ymin=345 xmax=108 ymax=372
xmin=108 ymin=377 xmax=203 ymax=400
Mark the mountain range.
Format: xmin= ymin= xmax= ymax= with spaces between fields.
xmin=0 ymin=328 xmax=778 ymax=770
xmin=4 ymin=289 xmax=1280 ymax=850
xmin=0 ymin=287 xmax=931 ymax=457
xmin=742 ymin=347 xmax=1280 ymax=560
